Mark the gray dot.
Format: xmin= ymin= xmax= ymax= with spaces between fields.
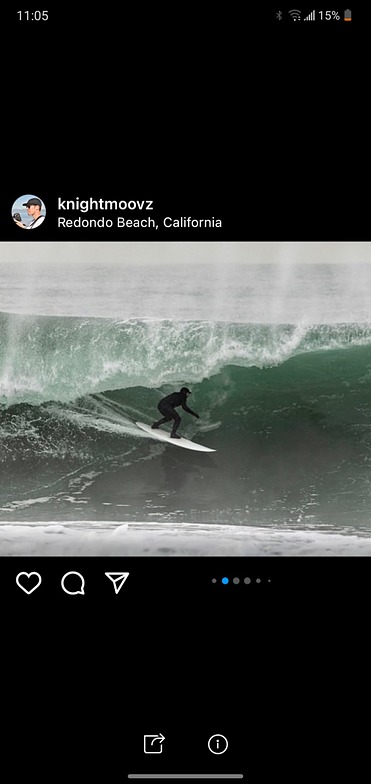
xmin=256 ymin=578 xmax=261 ymax=583
xmin=233 ymin=577 xmax=240 ymax=584
xmin=244 ymin=577 xmax=251 ymax=584
xmin=212 ymin=578 xmax=217 ymax=583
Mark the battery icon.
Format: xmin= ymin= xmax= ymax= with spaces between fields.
xmin=344 ymin=9 xmax=352 ymax=21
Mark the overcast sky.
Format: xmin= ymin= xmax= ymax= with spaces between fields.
xmin=1 ymin=242 xmax=370 ymax=266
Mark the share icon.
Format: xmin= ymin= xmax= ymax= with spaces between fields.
xmin=105 ymin=572 xmax=130 ymax=594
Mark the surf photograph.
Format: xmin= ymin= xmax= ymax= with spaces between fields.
xmin=1 ymin=241 xmax=371 ymax=555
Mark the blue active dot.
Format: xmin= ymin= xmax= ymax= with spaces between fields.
xmin=222 ymin=577 xmax=229 ymax=584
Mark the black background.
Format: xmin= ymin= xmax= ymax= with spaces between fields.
xmin=2 ymin=5 xmax=370 ymax=781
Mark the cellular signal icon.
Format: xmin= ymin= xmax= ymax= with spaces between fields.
xmin=288 ymin=9 xmax=301 ymax=20
xmin=304 ymin=9 xmax=315 ymax=21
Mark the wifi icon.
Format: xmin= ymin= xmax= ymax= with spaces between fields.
xmin=289 ymin=9 xmax=301 ymax=20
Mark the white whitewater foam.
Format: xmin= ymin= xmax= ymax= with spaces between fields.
xmin=1 ymin=521 xmax=371 ymax=556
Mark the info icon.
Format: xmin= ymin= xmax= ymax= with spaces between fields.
xmin=208 ymin=734 xmax=228 ymax=755
xmin=12 ymin=194 xmax=46 ymax=230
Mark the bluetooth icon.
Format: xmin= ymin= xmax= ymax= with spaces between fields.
xmin=276 ymin=10 xmax=283 ymax=20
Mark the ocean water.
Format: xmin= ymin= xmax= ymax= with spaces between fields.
xmin=1 ymin=252 xmax=371 ymax=543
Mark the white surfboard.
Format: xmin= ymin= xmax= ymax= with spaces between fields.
xmin=135 ymin=422 xmax=216 ymax=452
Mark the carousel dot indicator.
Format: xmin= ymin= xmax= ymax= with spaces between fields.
xmin=222 ymin=577 xmax=229 ymax=584
xmin=212 ymin=578 xmax=217 ymax=583
xmin=233 ymin=577 xmax=240 ymax=584
xmin=244 ymin=577 xmax=251 ymax=584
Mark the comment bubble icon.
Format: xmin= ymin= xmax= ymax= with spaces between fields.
xmin=61 ymin=571 xmax=85 ymax=595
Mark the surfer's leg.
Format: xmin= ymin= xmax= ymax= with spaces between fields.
xmin=152 ymin=403 xmax=173 ymax=429
xmin=152 ymin=416 xmax=171 ymax=429
xmin=170 ymin=412 xmax=181 ymax=438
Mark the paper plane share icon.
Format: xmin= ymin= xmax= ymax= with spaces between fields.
xmin=105 ymin=572 xmax=130 ymax=594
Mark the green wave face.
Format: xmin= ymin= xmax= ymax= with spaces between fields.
xmin=2 ymin=311 xmax=371 ymax=405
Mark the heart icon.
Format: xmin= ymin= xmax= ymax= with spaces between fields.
xmin=16 ymin=572 xmax=42 ymax=594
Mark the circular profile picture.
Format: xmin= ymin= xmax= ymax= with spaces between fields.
xmin=12 ymin=194 xmax=46 ymax=230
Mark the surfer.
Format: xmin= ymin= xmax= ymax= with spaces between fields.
xmin=151 ymin=387 xmax=200 ymax=438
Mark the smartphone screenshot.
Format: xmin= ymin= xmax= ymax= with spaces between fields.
xmin=2 ymin=6 xmax=367 ymax=781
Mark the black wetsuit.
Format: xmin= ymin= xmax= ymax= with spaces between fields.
xmin=152 ymin=390 xmax=199 ymax=436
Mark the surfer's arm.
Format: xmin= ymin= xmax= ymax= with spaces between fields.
xmin=182 ymin=404 xmax=199 ymax=418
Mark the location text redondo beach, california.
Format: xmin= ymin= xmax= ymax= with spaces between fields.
xmin=57 ymin=216 xmax=222 ymax=229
